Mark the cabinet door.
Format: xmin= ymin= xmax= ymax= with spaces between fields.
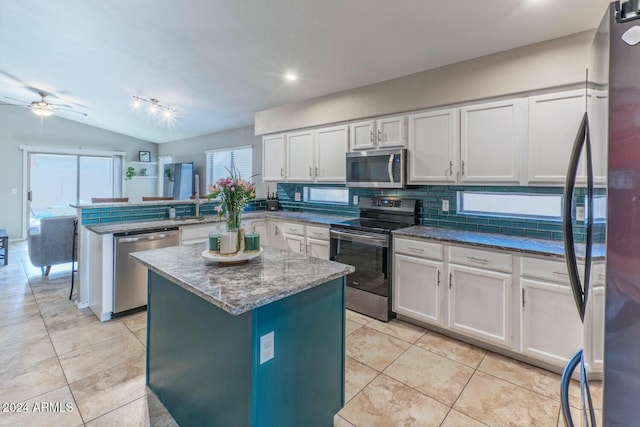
xmin=408 ymin=109 xmax=458 ymax=183
xmin=262 ymin=134 xmax=287 ymax=181
xmin=287 ymin=130 xmax=314 ymax=182
xmin=267 ymin=221 xmax=285 ymax=250
xmin=250 ymin=220 xmax=268 ymax=247
xmin=528 ymin=90 xmax=585 ymax=184
xmin=306 ymin=237 xmax=329 ymax=260
xmin=585 ymin=284 xmax=605 ymax=372
xmin=349 ymin=120 xmax=376 ymax=150
xmin=585 ymin=90 xmax=608 ymax=186
xmin=448 ymin=264 xmax=512 ymax=348
xmin=460 ymin=99 xmax=523 ymax=183
xmin=315 ymin=125 xmax=349 ymax=182
xmin=520 ymin=279 xmax=583 ymax=367
xmin=283 ymin=233 xmax=305 ymax=254
xmin=393 ymin=254 xmax=443 ymax=325
xmin=377 ymin=116 xmax=406 ymax=148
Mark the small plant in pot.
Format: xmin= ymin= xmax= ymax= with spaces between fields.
xmin=125 ymin=166 xmax=136 ymax=180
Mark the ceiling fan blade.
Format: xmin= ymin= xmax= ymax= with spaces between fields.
xmin=0 ymin=70 xmax=28 ymax=86
xmin=51 ymin=103 xmax=74 ymax=109
xmin=3 ymin=96 xmax=29 ymax=104
xmin=53 ymin=107 xmax=87 ymax=117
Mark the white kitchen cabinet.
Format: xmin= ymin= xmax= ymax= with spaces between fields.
xmin=585 ymin=264 xmax=606 ymax=372
xmin=520 ymin=279 xmax=583 ymax=367
xmin=585 ymin=90 xmax=608 ymax=186
xmin=287 ymin=130 xmax=315 ymax=182
xmin=180 ymin=222 xmax=224 ymax=246
xmin=407 ymin=108 xmax=458 ymax=183
xmin=315 ymin=125 xmax=349 ymax=182
xmin=267 ymin=220 xmax=285 ymax=250
xmin=448 ymin=263 xmax=512 ymax=348
xmin=262 ymin=134 xmax=287 ymax=182
xmin=307 ymin=238 xmax=330 ymax=260
xmin=283 ymin=233 xmax=305 ymax=254
xmin=249 ymin=220 xmax=268 ymax=246
xmin=528 ymin=90 xmax=586 ymax=184
xmin=393 ymin=253 xmax=444 ymax=326
xmin=349 ymin=115 xmax=406 ymax=151
xmin=460 ymin=99 xmax=524 ymax=183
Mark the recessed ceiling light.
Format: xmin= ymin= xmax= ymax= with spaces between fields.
xmin=284 ymin=72 xmax=298 ymax=82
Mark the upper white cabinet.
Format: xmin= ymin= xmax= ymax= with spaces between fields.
xmin=408 ymin=109 xmax=458 ymax=183
xmin=286 ymin=130 xmax=315 ymax=182
xmin=314 ymin=125 xmax=349 ymax=182
xmin=262 ymin=134 xmax=287 ymax=182
xmin=586 ymin=90 xmax=608 ymax=186
xmin=527 ymin=90 xmax=586 ymax=184
xmin=460 ymin=99 xmax=524 ymax=184
xmin=350 ymin=115 xmax=406 ymax=151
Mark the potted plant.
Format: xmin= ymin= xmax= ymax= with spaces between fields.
xmin=125 ymin=166 xmax=136 ymax=180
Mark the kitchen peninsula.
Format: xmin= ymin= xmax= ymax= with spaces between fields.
xmin=131 ymin=244 xmax=354 ymax=427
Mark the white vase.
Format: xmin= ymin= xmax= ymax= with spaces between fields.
xmin=219 ymin=231 xmax=238 ymax=255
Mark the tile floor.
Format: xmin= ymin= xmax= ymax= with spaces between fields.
xmin=1 ymin=241 xmax=601 ymax=426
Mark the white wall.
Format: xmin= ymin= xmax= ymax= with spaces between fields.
xmin=0 ymin=107 xmax=157 ymax=239
xmin=157 ymin=125 xmax=265 ymax=198
xmin=255 ymin=30 xmax=595 ymax=135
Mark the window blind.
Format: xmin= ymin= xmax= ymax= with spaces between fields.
xmin=206 ymin=145 xmax=253 ymax=186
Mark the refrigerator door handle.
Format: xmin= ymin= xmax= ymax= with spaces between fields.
xmin=563 ymin=111 xmax=593 ymax=322
xmin=560 ymin=349 xmax=597 ymax=427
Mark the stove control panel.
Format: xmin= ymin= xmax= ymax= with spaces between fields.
xmin=370 ymin=198 xmax=402 ymax=208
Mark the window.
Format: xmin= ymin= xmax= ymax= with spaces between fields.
xmin=303 ymin=187 xmax=349 ymax=204
xmin=586 ymin=195 xmax=607 ymax=222
xmin=206 ymin=145 xmax=253 ymax=186
xmin=458 ymin=191 xmax=563 ymax=219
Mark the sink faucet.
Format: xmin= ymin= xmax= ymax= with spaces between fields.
xmin=194 ymin=173 xmax=201 ymax=216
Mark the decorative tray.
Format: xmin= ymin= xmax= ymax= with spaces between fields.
xmin=201 ymin=247 xmax=263 ymax=265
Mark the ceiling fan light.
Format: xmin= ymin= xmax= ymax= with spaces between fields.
xmin=31 ymin=106 xmax=54 ymax=117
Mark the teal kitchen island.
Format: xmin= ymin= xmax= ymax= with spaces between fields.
xmin=131 ymin=245 xmax=354 ymax=427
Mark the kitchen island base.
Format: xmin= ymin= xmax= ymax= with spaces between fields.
xmin=146 ymin=271 xmax=346 ymax=427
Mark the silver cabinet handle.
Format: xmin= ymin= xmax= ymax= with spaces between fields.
xmin=311 ymin=232 xmax=324 ymax=237
xmin=437 ymin=270 xmax=441 ymax=287
xmin=315 ymin=166 xmax=319 ymax=177
xmin=553 ymin=271 xmax=569 ymax=277
xmin=522 ymin=289 xmax=526 ymax=308
xmin=299 ymin=241 xmax=303 ymax=253
xmin=408 ymin=247 xmax=425 ymax=253
xmin=449 ymin=272 xmax=453 ymax=289
xmin=467 ymin=256 xmax=489 ymax=264
xmin=449 ymin=161 xmax=454 ymax=176
xmin=370 ymin=130 xmax=374 ymax=143
xmin=280 ymin=168 xmax=284 ymax=177
xmin=461 ymin=161 xmax=465 ymax=176
xmin=377 ymin=129 xmax=383 ymax=144
xmin=309 ymin=166 xmax=312 ymax=177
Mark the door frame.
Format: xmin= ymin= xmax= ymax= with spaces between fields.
xmin=20 ymin=145 xmax=126 ymax=240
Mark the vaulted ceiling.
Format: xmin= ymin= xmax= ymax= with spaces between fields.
xmin=0 ymin=0 xmax=611 ymax=143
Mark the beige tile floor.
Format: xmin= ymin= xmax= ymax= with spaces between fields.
xmin=0 ymin=241 xmax=601 ymax=426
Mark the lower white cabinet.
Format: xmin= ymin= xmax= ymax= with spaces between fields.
xmin=393 ymin=253 xmax=444 ymax=325
xmin=267 ymin=221 xmax=285 ymax=250
xmin=448 ymin=264 xmax=512 ymax=348
xmin=307 ymin=238 xmax=329 ymax=260
xmin=180 ymin=223 xmax=224 ymax=246
xmin=249 ymin=220 xmax=268 ymax=246
xmin=283 ymin=233 xmax=305 ymax=254
xmin=520 ymin=278 xmax=583 ymax=366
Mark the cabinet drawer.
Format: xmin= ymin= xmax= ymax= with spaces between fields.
xmin=449 ymin=246 xmax=512 ymax=273
xmin=282 ymin=222 xmax=305 ymax=236
xmin=306 ymin=225 xmax=329 ymax=241
xmin=521 ymin=257 xmax=585 ymax=284
xmin=394 ymin=237 xmax=443 ymax=260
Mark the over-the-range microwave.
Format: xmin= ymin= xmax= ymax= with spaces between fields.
xmin=346 ymin=148 xmax=407 ymax=188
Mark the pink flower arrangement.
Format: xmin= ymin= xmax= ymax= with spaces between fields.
xmin=206 ymin=171 xmax=256 ymax=223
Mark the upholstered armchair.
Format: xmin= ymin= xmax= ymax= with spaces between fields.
xmin=27 ymin=215 xmax=77 ymax=276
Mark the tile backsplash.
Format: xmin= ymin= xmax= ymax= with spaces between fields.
xmin=277 ymin=183 xmax=606 ymax=243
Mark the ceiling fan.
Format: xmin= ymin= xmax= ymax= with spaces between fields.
xmin=2 ymin=91 xmax=87 ymax=117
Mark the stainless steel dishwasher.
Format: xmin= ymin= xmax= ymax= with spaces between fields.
xmin=113 ymin=228 xmax=179 ymax=317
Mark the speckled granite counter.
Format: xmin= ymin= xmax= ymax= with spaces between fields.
xmin=85 ymin=211 xmax=356 ymax=235
xmin=130 ymin=244 xmax=354 ymax=315
xmin=393 ymin=226 xmax=605 ymax=259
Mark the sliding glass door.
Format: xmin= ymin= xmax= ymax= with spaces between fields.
xmin=28 ymin=153 xmax=120 ymax=226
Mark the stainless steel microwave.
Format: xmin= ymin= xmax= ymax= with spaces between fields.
xmin=346 ymin=148 xmax=407 ymax=188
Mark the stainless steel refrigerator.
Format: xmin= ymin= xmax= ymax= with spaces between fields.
xmin=561 ymin=2 xmax=640 ymax=426
xmin=162 ymin=162 xmax=194 ymax=200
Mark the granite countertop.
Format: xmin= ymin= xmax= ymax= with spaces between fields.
xmin=130 ymin=245 xmax=355 ymax=315
xmin=393 ymin=226 xmax=605 ymax=260
xmin=84 ymin=211 xmax=357 ymax=235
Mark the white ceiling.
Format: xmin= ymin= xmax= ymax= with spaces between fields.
xmin=0 ymin=0 xmax=612 ymax=143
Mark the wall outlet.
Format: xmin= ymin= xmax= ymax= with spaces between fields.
xmin=442 ymin=199 xmax=450 ymax=213
xmin=353 ymin=195 xmax=359 ymax=205
xmin=260 ymin=331 xmax=274 ymax=364
xmin=576 ymin=206 xmax=585 ymax=222
xmin=10 ymin=188 xmax=17 ymax=195
xmin=294 ymin=192 xmax=301 ymax=202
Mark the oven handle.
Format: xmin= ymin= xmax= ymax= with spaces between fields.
xmin=330 ymin=229 xmax=388 ymax=247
